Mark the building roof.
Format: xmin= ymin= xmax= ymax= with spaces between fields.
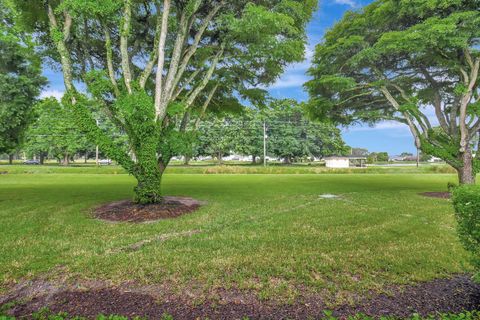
xmin=323 ymin=156 xmax=367 ymax=160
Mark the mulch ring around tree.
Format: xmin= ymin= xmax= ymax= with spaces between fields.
xmin=2 ymin=275 xmax=480 ymax=320
xmin=93 ymin=196 xmax=205 ymax=223
xmin=419 ymin=192 xmax=451 ymax=199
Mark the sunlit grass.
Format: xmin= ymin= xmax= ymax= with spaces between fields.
xmin=0 ymin=171 xmax=470 ymax=303
xmin=0 ymin=163 xmax=457 ymax=175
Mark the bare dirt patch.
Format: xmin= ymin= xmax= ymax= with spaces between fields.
xmin=93 ymin=196 xmax=204 ymax=223
xmin=2 ymin=275 xmax=479 ymax=319
xmin=419 ymin=192 xmax=451 ymax=199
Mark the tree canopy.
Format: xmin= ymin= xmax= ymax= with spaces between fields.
xmin=0 ymin=0 xmax=46 ymax=158
xmin=306 ymin=0 xmax=480 ymax=184
xmin=13 ymin=0 xmax=316 ymax=203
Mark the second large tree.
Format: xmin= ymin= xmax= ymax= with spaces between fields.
xmin=306 ymin=0 xmax=479 ymax=184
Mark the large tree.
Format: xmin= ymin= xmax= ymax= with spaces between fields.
xmin=229 ymin=109 xmax=265 ymax=164
xmin=0 ymin=1 xmax=46 ymax=163
xmin=267 ymin=100 xmax=347 ymax=163
xmin=15 ymin=0 xmax=315 ymax=203
xmin=24 ymin=98 xmax=92 ymax=165
xmin=306 ymin=0 xmax=480 ymax=184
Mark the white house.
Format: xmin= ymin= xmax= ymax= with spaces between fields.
xmin=324 ymin=156 xmax=367 ymax=168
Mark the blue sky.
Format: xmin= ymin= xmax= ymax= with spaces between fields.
xmin=40 ymin=0 xmax=417 ymax=156
xmin=268 ymin=0 xmax=418 ymax=155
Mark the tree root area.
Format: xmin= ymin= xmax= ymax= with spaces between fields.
xmin=3 ymin=275 xmax=479 ymax=319
xmin=93 ymin=197 xmax=203 ymax=223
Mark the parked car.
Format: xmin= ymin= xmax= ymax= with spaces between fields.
xmin=98 ymin=159 xmax=112 ymax=165
xmin=23 ymin=159 xmax=40 ymax=165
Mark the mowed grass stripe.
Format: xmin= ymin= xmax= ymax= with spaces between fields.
xmin=0 ymin=173 xmax=470 ymax=303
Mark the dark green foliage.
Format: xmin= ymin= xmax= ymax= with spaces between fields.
xmin=229 ymin=109 xmax=265 ymax=163
xmin=367 ymin=152 xmax=389 ymax=163
xmin=24 ymin=98 xmax=90 ymax=164
xmin=267 ymin=100 xmax=348 ymax=162
xmin=452 ymin=185 xmax=480 ymax=281
xmin=0 ymin=1 xmax=46 ymax=156
xmin=197 ymin=117 xmax=234 ymax=163
xmin=191 ymin=101 xmax=348 ymax=164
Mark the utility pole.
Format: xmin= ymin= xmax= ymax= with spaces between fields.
xmin=263 ymin=121 xmax=267 ymax=167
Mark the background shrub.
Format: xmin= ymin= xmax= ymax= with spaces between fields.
xmin=452 ymin=185 xmax=480 ymax=281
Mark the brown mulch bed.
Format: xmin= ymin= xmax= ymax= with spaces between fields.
xmin=93 ymin=196 xmax=204 ymax=223
xmin=419 ymin=192 xmax=451 ymax=199
xmin=3 ymin=275 xmax=480 ymax=319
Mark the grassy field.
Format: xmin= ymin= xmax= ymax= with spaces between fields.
xmin=0 ymin=163 xmax=456 ymax=175
xmin=0 ymin=167 xmax=470 ymax=304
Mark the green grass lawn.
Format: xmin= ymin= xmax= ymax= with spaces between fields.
xmin=0 ymin=163 xmax=456 ymax=175
xmin=0 ymin=170 xmax=470 ymax=304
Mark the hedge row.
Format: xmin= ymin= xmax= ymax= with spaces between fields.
xmin=452 ymin=185 xmax=480 ymax=281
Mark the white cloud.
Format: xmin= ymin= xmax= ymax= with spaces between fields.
xmin=40 ymin=89 xmax=64 ymax=101
xmin=343 ymin=121 xmax=409 ymax=132
xmin=332 ymin=0 xmax=359 ymax=8
xmin=266 ymin=44 xmax=315 ymax=90
xmin=268 ymin=73 xmax=310 ymax=89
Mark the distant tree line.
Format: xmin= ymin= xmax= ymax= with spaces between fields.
xmin=190 ymin=100 xmax=349 ymax=164
xmin=8 ymin=99 xmax=348 ymax=165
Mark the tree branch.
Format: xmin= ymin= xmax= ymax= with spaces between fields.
xmin=170 ymin=3 xmax=223 ymax=98
xmin=104 ymin=25 xmax=120 ymax=97
xmin=194 ymin=83 xmax=219 ymax=130
xmin=184 ymin=46 xmax=224 ymax=109
xmin=120 ymin=0 xmax=133 ymax=94
xmin=154 ymin=0 xmax=171 ymax=120
xmin=160 ymin=8 xmax=191 ymax=111
xmin=139 ymin=2 xmax=162 ymax=89
xmin=380 ymin=86 xmax=422 ymax=148
xmin=459 ymin=57 xmax=479 ymax=151
xmin=171 ymin=68 xmax=201 ymax=101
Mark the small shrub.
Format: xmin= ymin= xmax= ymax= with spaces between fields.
xmin=452 ymin=185 xmax=480 ymax=281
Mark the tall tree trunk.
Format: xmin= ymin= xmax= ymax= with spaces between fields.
xmin=133 ymin=158 xmax=170 ymax=204
xmin=183 ymin=155 xmax=190 ymax=165
xmin=8 ymin=154 xmax=13 ymax=165
xmin=134 ymin=172 xmax=162 ymax=204
xmin=63 ymin=152 xmax=69 ymax=166
xmin=457 ymin=148 xmax=476 ymax=184
xmin=217 ymin=152 xmax=223 ymax=165
xmin=252 ymin=155 xmax=256 ymax=164
xmin=39 ymin=153 xmax=45 ymax=165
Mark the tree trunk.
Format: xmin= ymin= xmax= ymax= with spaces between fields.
xmin=217 ymin=152 xmax=223 ymax=165
xmin=8 ymin=154 xmax=13 ymax=165
xmin=134 ymin=172 xmax=162 ymax=204
xmin=457 ymin=148 xmax=476 ymax=184
xmin=133 ymin=158 xmax=170 ymax=204
xmin=252 ymin=155 xmax=257 ymax=164
xmin=183 ymin=155 xmax=190 ymax=165
xmin=39 ymin=153 xmax=45 ymax=165
xmin=63 ymin=152 xmax=69 ymax=166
